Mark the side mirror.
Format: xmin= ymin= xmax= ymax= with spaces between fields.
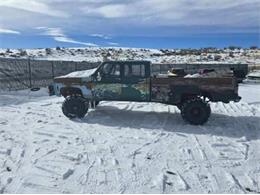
xmin=92 ymin=72 xmax=101 ymax=81
xmin=91 ymin=75 xmax=96 ymax=81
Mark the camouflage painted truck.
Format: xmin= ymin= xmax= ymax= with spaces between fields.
xmin=51 ymin=60 xmax=241 ymax=125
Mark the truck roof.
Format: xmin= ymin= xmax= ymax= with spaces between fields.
xmin=102 ymin=60 xmax=151 ymax=65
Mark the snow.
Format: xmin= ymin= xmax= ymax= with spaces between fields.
xmin=239 ymin=83 xmax=260 ymax=105
xmin=0 ymin=47 xmax=259 ymax=64
xmin=248 ymin=70 xmax=260 ymax=78
xmin=57 ymin=68 xmax=97 ymax=78
xmin=0 ymin=84 xmax=260 ymax=193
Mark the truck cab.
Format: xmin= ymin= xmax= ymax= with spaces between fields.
xmin=91 ymin=61 xmax=151 ymax=102
xmin=54 ymin=61 xmax=151 ymax=102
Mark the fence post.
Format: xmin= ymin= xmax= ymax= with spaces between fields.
xmin=75 ymin=62 xmax=77 ymax=71
xmin=52 ymin=61 xmax=54 ymax=79
xmin=28 ymin=58 xmax=32 ymax=88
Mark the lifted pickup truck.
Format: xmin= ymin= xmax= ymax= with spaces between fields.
xmin=52 ymin=60 xmax=241 ymax=125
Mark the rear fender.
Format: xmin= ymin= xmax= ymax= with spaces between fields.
xmin=169 ymin=85 xmax=200 ymax=104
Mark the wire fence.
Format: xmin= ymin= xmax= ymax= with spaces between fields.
xmin=0 ymin=58 xmax=248 ymax=91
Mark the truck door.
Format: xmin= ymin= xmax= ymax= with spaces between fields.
xmin=121 ymin=63 xmax=150 ymax=101
xmin=92 ymin=63 xmax=122 ymax=100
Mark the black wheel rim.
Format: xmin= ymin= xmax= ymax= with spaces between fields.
xmin=68 ymin=102 xmax=83 ymax=116
xmin=191 ymin=107 xmax=201 ymax=117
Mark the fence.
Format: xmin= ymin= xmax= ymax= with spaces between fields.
xmin=0 ymin=58 xmax=249 ymax=91
xmin=0 ymin=58 xmax=99 ymax=90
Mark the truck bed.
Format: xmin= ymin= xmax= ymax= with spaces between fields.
xmin=151 ymin=77 xmax=240 ymax=103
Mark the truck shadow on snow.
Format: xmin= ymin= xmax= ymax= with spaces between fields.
xmin=75 ymin=104 xmax=260 ymax=141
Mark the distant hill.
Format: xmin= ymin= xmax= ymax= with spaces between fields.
xmin=0 ymin=47 xmax=259 ymax=64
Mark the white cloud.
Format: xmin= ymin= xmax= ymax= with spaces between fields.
xmin=81 ymin=1 xmax=184 ymax=19
xmin=54 ymin=36 xmax=97 ymax=47
xmin=0 ymin=28 xmax=20 ymax=34
xmin=0 ymin=0 xmax=68 ymax=18
xmin=87 ymin=4 xmax=128 ymax=18
xmin=90 ymin=34 xmax=111 ymax=39
xmin=36 ymin=27 xmax=98 ymax=47
xmin=0 ymin=0 xmax=258 ymax=38
xmin=107 ymin=42 xmax=119 ymax=46
xmin=81 ymin=0 xmax=259 ymax=26
xmin=36 ymin=27 xmax=64 ymax=37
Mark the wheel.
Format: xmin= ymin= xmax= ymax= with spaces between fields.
xmin=181 ymin=98 xmax=211 ymax=125
xmin=62 ymin=96 xmax=89 ymax=119
xmin=31 ymin=87 xmax=40 ymax=92
xmin=90 ymin=101 xmax=100 ymax=108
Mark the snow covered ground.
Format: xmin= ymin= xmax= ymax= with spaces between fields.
xmin=0 ymin=84 xmax=260 ymax=193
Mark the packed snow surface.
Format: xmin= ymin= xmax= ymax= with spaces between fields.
xmin=0 ymin=84 xmax=260 ymax=193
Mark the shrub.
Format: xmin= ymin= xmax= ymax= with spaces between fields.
xmin=250 ymin=46 xmax=258 ymax=50
xmin=45 ymin=48 xmax=52 ymax=55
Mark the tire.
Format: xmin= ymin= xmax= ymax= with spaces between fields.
xmin=62 ymin=96 xmax=89 ymax=119
xmin=181 ymin=98 xmax=211 ymax=125
xmin=31 ymin=87 xmax=40 ymax=92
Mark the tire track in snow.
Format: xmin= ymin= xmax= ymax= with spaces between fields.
xmin=5 ymin=100 xmax=86 ymax=193
xmin=1 ymin=92 xmax=260 ymax=193
xmin=0 ymin=108 xmax=33 ymax=193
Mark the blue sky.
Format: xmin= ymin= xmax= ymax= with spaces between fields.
xmin=0 ymin=0 xmax=259 ymax=49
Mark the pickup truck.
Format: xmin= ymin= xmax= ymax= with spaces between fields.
xmin=51 ymin=60 xmax=241 ymax=125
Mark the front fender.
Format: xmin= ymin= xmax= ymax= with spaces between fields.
xmin=60 ymin=85 xmax=92 ymax=98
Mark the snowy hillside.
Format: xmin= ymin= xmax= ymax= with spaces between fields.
xmin=0 ymin=47 xmax=259 ymax=64
xmin=0 ymin=83 xmax=260 ymax=193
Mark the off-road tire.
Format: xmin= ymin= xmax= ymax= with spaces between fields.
xmin=181 ymin=98 xmax=211 ymax=125
xmin=62 ymin=96 xmax=89 ymax=119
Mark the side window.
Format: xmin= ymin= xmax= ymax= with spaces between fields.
xmin=110 ymin=64 xmax=121 ymax=76
xmin=102 ymin=63 xmax=113 ymax=75
xmin=102 ymin=64 xmax=121 ymax=77
xmin=124 ymin=64 xmax=146 ymax=77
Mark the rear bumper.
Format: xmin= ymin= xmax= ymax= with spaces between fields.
xmin=211 ymin=92 xmax=241 ymax=103
xmin=225 ymin=93 xmax=241 ymax=103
